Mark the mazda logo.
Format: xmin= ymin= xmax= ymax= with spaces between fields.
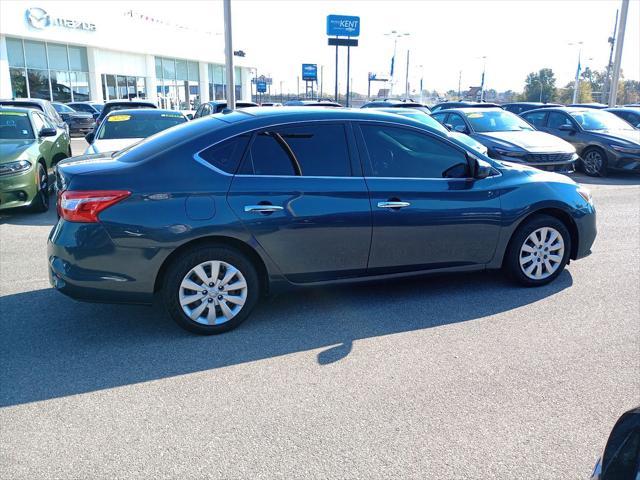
xmin=26 ymin=7 xmax=50 ymax=29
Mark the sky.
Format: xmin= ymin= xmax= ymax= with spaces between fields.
xmin=167 ymin=0 xmax=640 ymax=95
xmin=16 ymin=0 xmax=640 ymax=96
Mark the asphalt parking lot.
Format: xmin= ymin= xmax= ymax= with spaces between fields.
xmin=1 ymin=141 xmax=638 ymax=478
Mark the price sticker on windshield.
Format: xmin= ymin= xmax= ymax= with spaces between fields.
xmin=161 ymin=113 xmax=183 ymax=118
xmin=0 ymin=111 xmax=27 ymax=116
xmin=108 ymin=115 xmax=131 ymax=122
xmin=467 ymin=113 xmax=484 ymax=118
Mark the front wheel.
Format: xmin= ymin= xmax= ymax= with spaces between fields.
xmin=504 ymin=215 xmax=571 ymax=287
xmin=580 ymin=147 xmax=607 ymax=177
xmin=28 ymin=163 xmax=50 ymax=213
xmin=162 ymin=246 xmax=260 ymax=334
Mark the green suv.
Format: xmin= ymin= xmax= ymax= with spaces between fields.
xmin=0 ymin=107 xmax=71 ymax=212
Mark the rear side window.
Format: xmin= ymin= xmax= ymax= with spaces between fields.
xmin=239 ymin=124 xmax=351 ymax=177
xmin=547 ymin=112 xmax=573 ymax=129
xmin=198 ymin=134 xmax=250 ymax=174
xmin=525 ymin=111 xmax=547 ymax=128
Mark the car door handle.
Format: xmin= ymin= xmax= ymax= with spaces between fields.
xmin=377 ymin=201 xmax=411 ymax=209
xmin=244 ymin=205 xmax=284 ymax=213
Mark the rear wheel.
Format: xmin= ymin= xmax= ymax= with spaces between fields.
xmin=580 ymin=147 xmax=607 ymax=177
xmin=504 ymin=215 xmax=571 ymax=287
xmin=162 ymin=246 xmax=260 ymax=334
xmin=28 ymin=162 xmax=49 ymax=213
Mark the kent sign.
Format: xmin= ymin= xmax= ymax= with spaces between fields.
xmin=326 ymin=15 xmax=360 ymax=37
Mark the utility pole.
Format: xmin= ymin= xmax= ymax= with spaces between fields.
xmin=457 ymin=70 xmax=462 ymax=100
xmin=608 ymin=0 xmax=629 ymax=107
xmin=223 ymin=0 xmax=235 ymax=108
xmin=479 ymin=56 xmax=487 ymax=101
xmin=604 ymin=9 xmax=619 ymax=103
xmin=320 ymin=65 xmax=324 ymax=99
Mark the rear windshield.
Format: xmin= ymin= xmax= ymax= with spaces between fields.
xmin=0 ymin=101 xmax=43 ymax=112
xmin=97 ymin=113 xmax=186 ymax=140
xmin=53 ymin=103 xmax=76 ymax=113
xmin=0 ymin=111 xmax=35 ymax=139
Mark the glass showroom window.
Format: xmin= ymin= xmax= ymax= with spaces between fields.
xmin=101 ymin=74 xmax=146 ymax=101
xmin=155 ymin=57 xmax=200 ymax=109
xmin=208 ymin=64 xmax=243 ymax=101
xmin=5 ymin=37 xmax=90 ymax=102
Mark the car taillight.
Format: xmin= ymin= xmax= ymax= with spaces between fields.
xmin=57 ymin=190 xmax=131 ymax=223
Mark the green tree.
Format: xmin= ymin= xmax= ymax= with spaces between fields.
xmin=557 ymin=80 xmax=593 ymax=104
xmin=523 ymin=68 xmax=557 ymax=102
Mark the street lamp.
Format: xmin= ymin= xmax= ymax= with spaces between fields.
xmin=568 ymin=41 xmax=584 ymax=103
xmin=417 ymin=64 xmax=424 ymax=103
xmin=384 ymin=31 xmax=410 ymax=97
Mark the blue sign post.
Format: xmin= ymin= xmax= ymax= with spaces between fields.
xmin=326 ymin=15 xmax=360 ymax=37
xmin=327 ymin=14 xmax=360 ymax=107
xmin=302 ymin=64 xmax=318 ymax=81
xmin=256 ymin=81 xmax=267 ymax=94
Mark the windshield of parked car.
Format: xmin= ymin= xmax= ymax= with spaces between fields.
xmin=569 ymin=110 xmax=635 ymax=131
xmin=464 ymin=110 xmax=534 ymax=132
xmin=97 ymin=112 xmax=186 ymax=140
xmin=53 ymin=103 xmax=76 ymax=113
xmin=0 ymin=111 xmax=35 ymax=140
xmin=389 ymin=110 xmax=449 ymax=134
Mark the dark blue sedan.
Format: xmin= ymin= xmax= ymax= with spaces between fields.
xmin=49 ymin=108 xmax=596 ymax=334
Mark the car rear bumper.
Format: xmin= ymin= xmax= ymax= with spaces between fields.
xmin=47 ymin=219 xmax=165 ymax=304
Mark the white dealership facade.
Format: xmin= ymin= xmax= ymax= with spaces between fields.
xmin=0 ymin=2 xmax=253 ymax=108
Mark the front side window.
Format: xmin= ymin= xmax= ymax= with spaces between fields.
xmin=432 ymin=113 xmax=447 ymax=124
xmin=240 ymin=124 xmax=351 ymax=177
xmin=464 ymin=110 xmax=534 ymax=132
xmin=570 ymin=110 xmax=635 ymax=131
xmin=524 ymin=111 xmax=547 ymax=128
xmin=547 ymin=112 xmax=573 ymax=130
xmin=31 ymin=112 xmax=46 ymax=133
xmin=360 ymin=124 xmax=469 ymax=178
xmin=447 ymin=114 xmax=467 ymax=131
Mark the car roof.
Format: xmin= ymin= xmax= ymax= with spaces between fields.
xmin=434 ymin=101 xmax=500 ymax=108
xmin=104 ymin=100 xmax=156 ymax=106
xmin=208 ymin=106 xmax=441 ymax=127
xmin=0 ymin=105 xmax=35 ymax=114
xmin=434 ymin=107 xmax=505 ymax=114
xmin=0 ymin=98 xmax=49 ymax=105
xmin=522 ymin=106 xmax=596 ymax=114
xmin=362 ymin=99 xmax=426 ymax=107
xmin=605 ymin=106 xmax=640 ymax=112
xmin=374 ymin=107 xmax=426 ymax=115
xmin=103 ymin=108 xmax=185 ymax=117
xmin=283 ymin=100 xmax=343 ymax=107
xmin=205 ymin=100 xmax=258 ymax=106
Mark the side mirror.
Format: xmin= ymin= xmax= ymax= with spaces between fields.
xmin=85 ymin=132 xmax=95 ymax=144
xmin=443 ymin=123 xmax=453 ymax=131
xmin=185 ymin=113 xmax=194 ymax=120
xmin=473 ymin=157 xmax=494 ymax=179
xmin=558 ymin=124 xmax=575 ymax=132
xmin=39 ymin=127 xmax=57 ymax=137
xmin=453 ymin=125 xmax=469 ymax=134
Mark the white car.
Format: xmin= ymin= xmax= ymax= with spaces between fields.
xmin=85 ymin=109 xmax=187 ymax=154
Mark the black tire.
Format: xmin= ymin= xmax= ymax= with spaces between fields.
xmin=162 ymin=246 xmax=260 ymax=334
xmin=580 ymin=147 xmax=607 ymax=177
xmin=28 ymin=162 xmax=50 ymax=213
xmin=503 ymin=214 xmax=571 ymax=287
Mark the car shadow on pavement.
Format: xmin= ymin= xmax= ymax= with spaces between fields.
xmin=0 ymin=270 xmax=572 ymax=407
xmin=569 ymin=172 xmax=640 ymax=186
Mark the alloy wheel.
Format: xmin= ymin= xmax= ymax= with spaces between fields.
xmin=38 ymin=165 xmax=49 ymax=209
xmin=582 ymin=150 xmax=603 ymax=176
xmin=178 ymin=260 xmax=248 ymax=325
xmin=519 ymin=227 xmax=565 ymax=280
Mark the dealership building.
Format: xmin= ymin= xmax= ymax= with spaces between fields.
xmin=0 ymin=2 xmax=253 ymax=109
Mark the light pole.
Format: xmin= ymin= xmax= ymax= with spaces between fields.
xmin=479 ymin=56 xmax=487 ymax=101
xmin=609 ymin=0 xmax=629 ymax=107
xmin=569 ymin=41 xmax=583 ymax=104
xmin=417 ymin=64 xmax=424 ymax=103
xmin=384 ymin=31 xmax=410 ymax=97
xmin=223 ymin=0 xmax=235 ymax=109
